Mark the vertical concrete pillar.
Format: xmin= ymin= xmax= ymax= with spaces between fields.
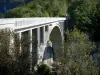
xmin=43 ymin=26 xmax=45 ymax=44
xmin=29 ymin=29 xmax=32 ymax=54
xmin=29 ymin=29 xmax=32 ymax=71
xmin=37 ymin=28 xmax=40 ymax=45
xmin=9 ymin=32 xmax=14 ymax=57
xmin=19 ymin=32 xmax=22 ymax=53
xmin=32 ymin=29 xmax=38 ymax=68
xmin=37 ymin=28 xmax=40 ymax=64
xmin=60 ymin=21 xmax=64 ymax=41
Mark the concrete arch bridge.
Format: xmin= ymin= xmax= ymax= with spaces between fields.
xmin=0 ymin=17 xmax=66 ymax=66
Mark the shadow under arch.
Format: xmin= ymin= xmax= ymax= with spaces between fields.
xmin=42 ymin=26 xmax=63 ymax=65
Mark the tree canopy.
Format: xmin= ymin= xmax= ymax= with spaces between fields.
xmin=53 ymin=28 xmax=99 ymax=75
xmin=68 ymin=0 xmax=100 ymax=41
xmin=5 ymin=0 xmax=67 ymax=17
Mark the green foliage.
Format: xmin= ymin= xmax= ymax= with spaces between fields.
xmin=5 ymin=7 xmax=34 ymax=18
xmin=68 ymin=0 xmax=100 ymax=41
xmin=5 ymin=0 xmax=67 ymax=17
xmin=55 ymin=28 xmax=99 ymax=75
xmin=0 ymin=29 xmax=11 ymax=55
xmin=0 ymin=12 xmax=4 ymax=18
xmin=68 ymin=0 xmax=96 ymax=27
xmin=37 ymin=64 xmax=51 ymax=75
xmin=0 ymin=29 xmax=13 ymax=75
xmin=0 ymin=29 xmax=32 ymax=75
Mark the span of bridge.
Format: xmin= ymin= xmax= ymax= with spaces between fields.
xmin=0 ymin=17 xmax=66 ymax=67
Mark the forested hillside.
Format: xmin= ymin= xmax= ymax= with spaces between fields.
xmin=4 ymin=0 xmax=67 ymax=17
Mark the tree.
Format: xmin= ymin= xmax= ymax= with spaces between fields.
xmin=0 ymin=29 xmax=13 ymax=75
xmin=5 ymin=0 xmax=67 ymax=17
xmin=53 ymin=28 xmax=99 ymax=75
xmin=0 ymin=29 xmax=35 ymax=75
xmin=68 ymin=0 xmax=100 ymax=41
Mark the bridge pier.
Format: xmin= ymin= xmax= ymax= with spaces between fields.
xmin=18 ymin=32 xmax=22 ymax=54
xmin=37 ymin=28 xmax=40 ymax=64
xmin=37 ymin=28 xmax=40 ymax=45
xmin=43 ymin=26 xmax=45 ymax=44
xmin=29 ymin=29 xmax=32 ymax=71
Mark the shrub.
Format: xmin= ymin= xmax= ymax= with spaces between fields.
xmin=37 ymin=64 xmax=51 ymax=75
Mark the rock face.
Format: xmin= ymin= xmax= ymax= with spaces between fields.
xmin=0 ymin=0 xmax=31 ymax=13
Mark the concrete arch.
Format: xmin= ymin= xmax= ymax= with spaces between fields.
xmin=46 ymin=23 xmax=63 ymax=43
xmin=49 ymin=24 xmax=62 ymax=40
xmin=49 ymin=26 xmax=62 ymax=60
xmin=42 ymin=25 xmax=63 ymax=65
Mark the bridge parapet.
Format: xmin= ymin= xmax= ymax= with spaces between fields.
xmin=0 ymin=18 xmax=66 ymax=30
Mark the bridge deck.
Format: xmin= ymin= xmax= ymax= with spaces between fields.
xmin=0 ymin=17 xmax=66 ymax=29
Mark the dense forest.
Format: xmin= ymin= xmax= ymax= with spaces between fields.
xmin=68 ymin=0 xmax=100 ymax=41
xmin=0 ymin=0 xmax=67 ymax=17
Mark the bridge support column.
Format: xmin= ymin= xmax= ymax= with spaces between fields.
xmin=29 ymin=29 xmax=32 ymax=72
xmin=37 ymin=26 xmax=46 ymax=64
xmin=19 ymin=32 xmax=22 ymax=54
xmin=37 ymin=28 xmax=40 ymax=45
xmin=43 ymin=26 xmax=45 ymax=44
xmin=37 ymin=28 xmax=40 ymax=64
